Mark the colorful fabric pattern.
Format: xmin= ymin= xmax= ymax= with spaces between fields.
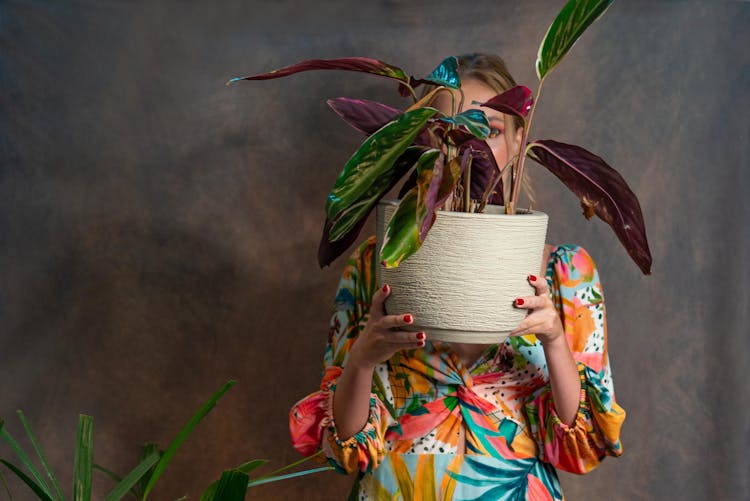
xmin=290 ymin=237 xmax=625 ymax=500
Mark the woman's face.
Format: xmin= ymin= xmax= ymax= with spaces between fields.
xmin=432 ymin=77 xmax=523 ymax=173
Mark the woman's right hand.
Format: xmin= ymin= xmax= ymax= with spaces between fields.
xmin=347 ymin=284 xmax=426 ymax=370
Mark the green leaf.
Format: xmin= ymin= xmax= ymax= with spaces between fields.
xmin=200 ymin=459 xmax=268 ymax=500
xmin=201 ymin=470 xmax=248 ymax=501
xmin=0 ymin=420 xmax=53 ymax=499
xmin=325 ymin=108 xmax=437 ymax=220
xmin=0 ymin=466 xmax=13 ymax=500
xmin=235 ymin=459 xmax=268 ymax=474
xmin=17 ymin=411 xmax=65 ymax=501
xmin=142 ymin=381 xmax=236 ymax=500
xmin=380 ymin=189 xmax=421 ymax=268
xmin=104 ymin=452 xmax=160 ymax=501
xmin=439 ymin=109 xmax=490 ymax=140
xmin=536 ymin=0 xmax=614 ymax=80
xmin=0 ymin=459 xmax=53 ymax=501
xmin=94 ymin=464 xmax=141 ymax=500
xmin=328 ymin=146 xmax=424 ymax=242
xmin=137 ymin=443 xmax=162 ymax=496
xmin=73 ymin=414 xmax=94 ymax=501
xmin=423 ymin=56 xmax=460 ymax=89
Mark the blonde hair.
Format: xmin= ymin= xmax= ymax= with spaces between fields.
xmin=453 ymin=53 xmax=535 ymax=207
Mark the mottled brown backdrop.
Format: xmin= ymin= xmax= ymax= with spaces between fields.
xmin=2 ymin=0 xmax=748 ymax=499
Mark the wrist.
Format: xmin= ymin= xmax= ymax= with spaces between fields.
xmin=347 ymin=350 xmax=376 ymax=373
xmin=538 ymin=328 xmax=566 ymax=348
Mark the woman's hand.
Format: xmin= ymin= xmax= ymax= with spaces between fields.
xmin=509 ymin=274 xmax=565 ymax=345
xmin=510 ymin=274 xmax=581 ymax=425
xmin=347 ymin=284 xmax=426 ymax=370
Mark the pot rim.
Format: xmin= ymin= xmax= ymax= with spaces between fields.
xmin=378 ymin=199 xmax=547 ymax=220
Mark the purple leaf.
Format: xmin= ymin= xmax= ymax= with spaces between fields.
xmin=417 ymin=129 xmax=503 ymax=204
xmin=460 ymin=139 xmax=501 ymax=200
xmin=318 ymin=216 xmax=369 ymax=268
xmin=230 ymin=57 xmax=410 ymax=83
xmin=327 ymin=98 xmax=402 ymax=135
xmin=418 ymin=152 xmax=447 ymax=241
xmin=479 ymin=86 xmax=534 ymax=120
xmin=528 ymin=140 xmax=652 ymax=274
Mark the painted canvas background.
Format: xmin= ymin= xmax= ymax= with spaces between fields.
xmin=2 ymin=1 xmax=748 ymax=499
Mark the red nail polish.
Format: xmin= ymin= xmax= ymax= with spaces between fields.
xmin=516 ymin=298 xmax=525 ymax=306
xmin=528 ymin=275 xmax=537 ymax=282
xmin=382 ymin=284 xmax=390 ymax=293
xmin=417 ymin=332 xmax=425 ymax=340
xmin=418 ymin=340 xmax=425 ymax=347
xmin=404 ymin=314 xmax=413 ymax=323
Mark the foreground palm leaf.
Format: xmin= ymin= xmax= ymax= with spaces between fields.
xmin=0 ymin=460 xmax=53 ymax=501
xmin=325 ymin=107 xmax=437 ymax=220
xmin=536 ymin=0 xmax=614 ymax=80
xmin=141 ymin=380 xmax=236 ymax=500
xmin=17 ymin=411 xmax=65 ymax=501
xmin=528 ymin=140 xmax=651 ymax=274
xmin=201 ymin=470 xmax=248 ymax=501
xmin=73 ymin=415 xmax=94 ymax=501
xmin=1 ymin=419 xmax=54 ymax=500
xmin=229 ymin=57 xmax=409 ymax=84
xmin=103 ymin=452 xmax=160 ymax=501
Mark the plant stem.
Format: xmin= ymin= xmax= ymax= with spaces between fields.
xmin=508 ymin=77 xmax=545 ymax=214
xmin=463 ymin=155 xmax=471 ymax=212
xmin=246 ymin=466 xmax=334 ymax=488
xmin=251 ymin=450 xmax=325 ymax=483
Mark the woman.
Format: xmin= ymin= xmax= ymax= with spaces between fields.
xmin=290 ymin=53 xmax=625 ymax=500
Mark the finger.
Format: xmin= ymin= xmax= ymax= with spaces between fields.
xmin=371 ymin=284 xmax=391 ymax=320
xmin=509 ymin=319 xmax=545 ymax=337
xmin=509 ymin=308 xmax=560 ymax=337
xmin=386 ymin=330 xmax=426 ymax=346
xmin=378 ymin=312 xmax=415 ymax=330
xmin=527 ymin=274 xmax=550 ymax=296
xmin=513 ymin=296 xmax=549 ymax=310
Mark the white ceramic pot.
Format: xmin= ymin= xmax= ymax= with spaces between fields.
xmin=375 ymin=201 xmax=549 ymax=344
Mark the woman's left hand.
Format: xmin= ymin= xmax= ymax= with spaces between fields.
xmin=509 ymin=274 xmax=565 ymax=345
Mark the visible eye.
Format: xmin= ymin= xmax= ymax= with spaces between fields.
xmin=488 ymin=126 xmax=504 ymax=139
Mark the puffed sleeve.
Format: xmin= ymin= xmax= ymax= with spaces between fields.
xmin=524 ymin=245 xmax=626 ymax=474
xmin=288 ymin=237 xmax=393 ymax=474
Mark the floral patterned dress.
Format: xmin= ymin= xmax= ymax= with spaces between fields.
xmin=290 ymin=237 xmax=625 ymax=500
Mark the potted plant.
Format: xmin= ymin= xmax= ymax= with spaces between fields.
xmin=230 ymin=0 xmax=651 ymax=342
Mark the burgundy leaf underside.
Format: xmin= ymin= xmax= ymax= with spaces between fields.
xmin=327 ymin=98 xmax=402 ymax=135
xmin=480 ymin=85 xmax=534 ymax=120
xmin=234 ymin=57 xmax=409 ymax=82
xmin=528 ymin=139 xmax=652 ymax=274
xmin=419 ymin=153 xmax=447 ymax=241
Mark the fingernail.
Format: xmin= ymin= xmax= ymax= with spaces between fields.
xmin=417 ymin=332 xmax=425 ymax=340
xmin=515 ymin=298 xmax=525 ymax=306
xmin=528 ymin=275 xmax=537 ymax=282
xmin=404 ymin=314 xmax=413 ymax=323
xmin=382 ymin=284 xmax=390 ymax=294
xmin=418 ymin=340 xmax=425 ymax=347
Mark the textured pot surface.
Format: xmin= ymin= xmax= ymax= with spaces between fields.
xmin=376 ymin=201 xmax=549 ymax=344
